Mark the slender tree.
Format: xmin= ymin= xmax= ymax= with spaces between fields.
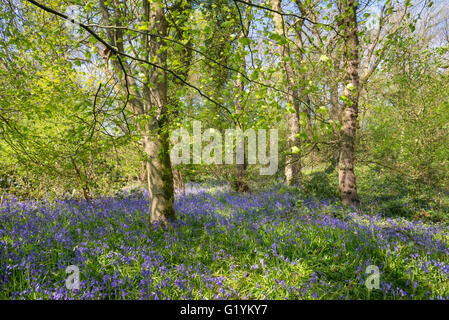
xmin=271 ymin=0 xmax=302 ymax=185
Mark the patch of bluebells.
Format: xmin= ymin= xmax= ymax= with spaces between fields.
xmin=1 ymin=185 xmax=449 ymax=299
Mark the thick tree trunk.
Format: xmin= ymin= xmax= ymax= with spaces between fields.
xmin=99 ymin=0 xmax=176 ymax=226
xmin=144 ymin=2 xmax=176 ymax=225
xmin=338 ymin=0 xmax=360 ymax=206
xmin=271 ymin=0 xmax=302 ymax=186
xmin=143 ymin=125 xmax=176 ymax=225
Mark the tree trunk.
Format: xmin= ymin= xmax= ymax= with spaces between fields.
xmin=235 ymin=161 xmax=249 ymax=192
xmin=233 ymin=2 xmax=251 ymax=193
xmin=329 ymin=80 xmax=341 ymax=167
xmin=234 ymin=75 xmax=250 ymax=192
xmin=173 ymin=168 xmax=185 ymax=194
xmin=285 ymin=112 xmax=301 ymax=185
xmin=99 ymin=0 xmax=176 ymax=226
xmin=143 ymin=1 xmax=176 ymax=225
xmin=71 ymin=157 xmax=91 ymax=203
xmin=338 ymin=0 xmax=360 ymax=206
xmin=271 ymin=0 xmax=302 ymax=186
xmin=143 ymin=124 xmax=176 ymax=225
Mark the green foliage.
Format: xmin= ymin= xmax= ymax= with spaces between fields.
xmin=300 ymin=166 xmax=339 ymax=200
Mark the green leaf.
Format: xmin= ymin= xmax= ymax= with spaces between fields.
xmin=291 ymin=146 xmax=300 ymax=154
xmin=239 ymin=37 xmax=251 ymax=46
